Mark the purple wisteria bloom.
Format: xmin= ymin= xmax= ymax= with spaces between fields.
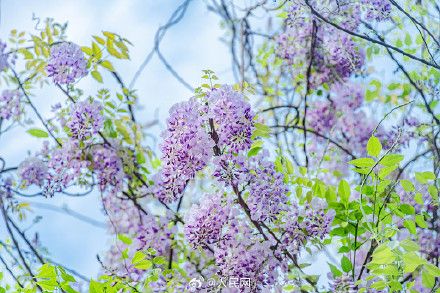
xmin=46 ymin=42 xmax=88 ymax=84
xmin=329 ymin=274 xmax=356 ymax=292
xmin=153 ymin=98 xmax=213 ymax=203
xmin=92 ymin=145 xmax=125 ymax=192
xmin=0 ymin=40 xmax=10 ymax=72
xmin=44 ymin=140 xmax=89 ymax=196
xmin=246 ymin=150 xmax=289 ymax=222
xmin=66 ymin=100 xmax=103 ymax=140
xmin=0 ymin=90 xmax=22 ymax=120
xmin=277 ymin=2 xmax=366 ymax=87
xmin=184 ymin=193 xmax=230 ymax=248
xmin=208 ymin=85 xmax=255 ymax=153
xmin=362 ymin=0 xmax=391 ymax=21
xmin=17 ymin=157 xmax=48 ymax=187
xmin=214 ymin=216 xmax=280 ymax=290
xmin=331 ymin=82 xmax=364 ymax=111
xmin=307 ymin=101 xmax=337 ymax=133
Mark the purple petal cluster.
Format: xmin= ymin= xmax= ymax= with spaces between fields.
xmin=137 ymin=213 xmax=174 ymax=256
xmin=208 ymin=85 xmax=255 ymax=153
xmin=46 ymin=42 xmax=88 ymax=84
xmin=154 ymin=98 xmax=213 ymax=203
xmin=246 ymin=151 xmax=289 ymax=222
xmin=277 ymin=5 xmax=365 ymax=87
xmin=213 ymin=150 xmax=289 ymax=222
xmin=0 ymin=176 xmax=13 ymax=198
xmin=280 ymin=198 xmax=334 ymax=254
xmin=0 ymin=90 xmax=21 ymax=120
xmin=331 ymin=82 xmax=364 ymax=111
xmin=362 ymin=0 xmax=391 ymax=21
xmin=17 ymin=157 xmax=48 ymax=187
xmin=307 ymin=101 xmax=336 ymax=133
xmin=215 ymin=218 xmax=279 ymax=290
xmin=419 ymin=222 xmax=440 ymax=260
xmin=184 ymin=193 xmax=230 ymax=248
xmin=66 ymin=100 xmax=103 ymax=140
xmin=329 ymin=274 xmax=356 ymax=292
xmin=92 ymin=145 xmax=125 ymax=192
xmin=44 ymin=140 xmax=89 ymax=196
xmin=0 ymin=40 xmax=10 ymax=72
xmin=301 ymin=198 xmax=335 ymax=239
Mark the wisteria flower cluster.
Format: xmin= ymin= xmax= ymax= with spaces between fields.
xmin=184 ymin=193 xmax=230 ymax=248
xmin=153 ymin=85 xmax=254 ymax=203
xmin=0 ymin=40 xmax=10 ymax=72
xmin=0 ymin=90 xmax=22 ymax=120
xmin=17 ymin=157 xmax=48 ymax=188
xmin=66 ymin=100 xmax=104 ymax=140
xmin=277 ymin=3 xmax=365 ymax=87
xmin=46 ymin=42 xmax=88 ymax=84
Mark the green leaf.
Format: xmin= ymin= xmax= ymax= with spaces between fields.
xmin=400 ymin=180 xmax=415 ymax=192
xmin=247 ymin=146 xmax=262 ymax=157
xmin=91 ymin=70 xmax=103 ymax=83
xmin=348 ymin=158 xmax=375 ymax=168
xmin=425 ymin=263 xmax=440 ymax=277
xmin=341 ymin=256 xmax=352 ymax=273
xmin=399 ymin=204 xmax=415 ymax=215
xmin=415 ymin=172 xmax=436 ymax=184
xmin=403 ymin=220 xmax=417 ymax=235
xmin=338 ymin=180 xmax=350 ymax=203
xmin=27 ymin=128 xmax=49 ymax=138
xmin=371 ymin=244 xmax=395 ymax=265
xmin=422 ymin=269 xmax=435 ymax=288
xmin=328 ymin=262 xmax=342 ymax=277
xmin=131 ymin=251 xmax=146 ymax=265
xmin=404 ymin=33 xmax=412 ymax=46
xmin=100 ymin=60 xmax=115 ymax=72
xmin=367 ymin=136 xmax=382 ymax=157
xmin=37 ymin=263 xmax=57 ymax=279
xmin=252 ymin=123 xmax=271 ymax=139
xmin=402 ymin=252 xmax=426 ymax=274
xmin=378 ymin=165 xmax=398 ymax=179
xmin=117 ymin=234 xmax=132 ymax=245
xmin=134 ymin=259 xmax=152 ymax=270
xmin=400 ymin=239 xmax=419 ymax=252
xmin=415 ymin=215 xmax=428 ymax=228
xmin=379 ymin=154 xmax=404 ymax=167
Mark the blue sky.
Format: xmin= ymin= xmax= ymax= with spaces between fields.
xmin=0 ymin=0 xmax=235 ymax=279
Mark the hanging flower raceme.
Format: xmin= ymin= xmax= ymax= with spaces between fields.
xmin=214 ymin=216 xmax=280 ymax=290
xmin=301 ymin=198 xmax=335 ymax=239
xmin=331 ymin=82 xmax=364 ymax=111
xmin=208 ymin=85 xmax=255 ymax=153
xmin=46 ymin=42 xmax=88 ymax=84
xmin=0 ymin=40 xmax=11 ymax=72
xmin=66 ymin=100 xmax=103 ymax=140
xmin=44 ymin=140 xmax=90 ymax=196
xmin=280 ymin=198 xmax=334 ymax=255
xmin=277 ymin=1 xmax=376 ymax=87
xmin=17 ymin=157 xmax=48 ymax=187
xmin=329 ymin=274 xmax=356 ymax=292
xmin=92 ymin=145 xmax=125 ymax=193
xmin=245 ymin=151 xmax=289 ymax=222
xmin=153 ymin=97 xmax=213 ymax=203
xmin=307 ymin=101 xmax=337 ymax=134
xmin=152 ymin=85 xmax=256 ymax=203
xmin=361 ymin=0 xmax=391 ymax=21
xmin=184 ymin=193 xmax=230 ymax=248
xmin=0 ymin=90 xmax=22 ymax=120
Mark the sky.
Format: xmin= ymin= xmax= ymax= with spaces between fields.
xmin=0 ymin=0 xmax=236 ymax=279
